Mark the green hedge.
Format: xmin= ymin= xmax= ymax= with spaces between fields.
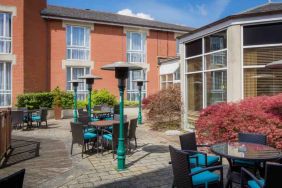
xmin=91 ymin=89 xmax=118 ymax=106
xmin=124 ymin=100 xmax=139 ymax=107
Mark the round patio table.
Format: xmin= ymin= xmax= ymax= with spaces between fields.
xmin=211 ymin=142 xmax=281 ymax=188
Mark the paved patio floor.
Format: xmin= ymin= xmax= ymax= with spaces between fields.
xmin=0 ymin=112 xmax=235 ymax=188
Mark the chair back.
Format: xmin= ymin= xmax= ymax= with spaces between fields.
xmin=128 ymin=118 xmax=138 ymax=139
xmin=114 ymin=114 xmax=127 ymax=122
xmin=11 ymin=110 xmax=24 ymax=125
xmin=0 ymin=169 xmax=25 ymax=188
xmin=265 ymin=162 xmax=282 ymax=188
xmin=78 ymin=116 xmax=90 ymax=125
xmin=238 ymin=132 xmax=267 ymax=145
xmin=93 ymin=105 xmax=102 ymax=111
xmin=101 ymin=105 xmax=111 ymax=112
xmin=112 ymin=122 xmax=129 ymax=148
xmin=169 ymin=146 xmax=193 ymax=188
xmin=78 ymin=108 xmax=88 ymax=117
xmin=113 ymin=104 xmax=120 ymax=114
xmin=179 ymin=132 xmax=197 ymax=151
xmin=39 ymin=108 xmax=48 ymax=121
xmin=70 ymin=122 xmax=84 ymax=145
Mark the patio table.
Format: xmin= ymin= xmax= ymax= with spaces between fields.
xmin=211 ymin=142 xmax=281 ymax=188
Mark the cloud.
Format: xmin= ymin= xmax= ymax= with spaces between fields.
xmin=117 ymin=9 xmax=154 ymax=20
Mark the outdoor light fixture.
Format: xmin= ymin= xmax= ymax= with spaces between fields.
xmin=133 ymin=79 xmax=148 ymax=125
xmin=101 ymin=61 xmax=143 ymax=170
xmin=265 ymin=59 xmax=282 ymax=69
xmin=79 ymin=75 xmax=102 ymax=120
xmin=68 ymin=80 xmax=83 ymax=122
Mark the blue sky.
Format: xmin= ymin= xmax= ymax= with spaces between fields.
xmin=47 ymin=0 xmax=282 ymax=28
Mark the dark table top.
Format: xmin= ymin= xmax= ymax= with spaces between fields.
xmin=89 ymin=120 xmax=120 ymax=128
xmin=211 ymin=142 xmax=281 ymax=161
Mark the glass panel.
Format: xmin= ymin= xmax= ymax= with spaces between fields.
xmin=174 ymin=68 xmax=180 ymax=80
xmin=205 ymin=51 xmax=227 ymax=70
xmin=185 ymin=39 xmax=202 ymax=58
xmin=244 ymin=46 xmax=282 ymax=66
xmin=186 ymin=57 xmax=202 ymax=72
xmin=160 ymin=75 xmax=166 ymax=82
xmin=206 ymin=70 xmax=227 ymax=106
xmin=244 ymin=23 xmax=282 ymax=46
xmin=66 ymin=67 xmax=71 ymax=90
xmin=161 ymin=83 xmax=166 ymax=89
xmin=205 ymin=30 xmax=226 ymax=52
xmin=167 ymin=74 xmax=173 ymax=82
xmin=131 ymin=33 xmax=142 ymax=51
xmin=244 ymin=68 xmax=282 ymax=98
xmin=72 ymin=27 xmax=84 ymax=46
xmin=5 ymin=63 xmax=11 ymax=90
xmin=5 ymin=14 xmax=11 ymax=38
xmin=66 ymin=26 xmax=71 ymax=46
xmin=0 ymin=14 xmax=4 ymax=37
xmin=0 ymin=63 xmax=3 ymax=90
xmin=187 ymin=73 xmax=203 ymax=112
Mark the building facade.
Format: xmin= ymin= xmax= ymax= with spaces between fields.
xmin=179 ymin=2 xmax=282 ymax=129
xmin=0 ymin=0 xmax=192 ymax=107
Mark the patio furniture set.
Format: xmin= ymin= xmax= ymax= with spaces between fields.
xmin=169 ymin=132 xmax=282 ymax=188
xmin=70 ymin=105 xmax=138 ymax=157
xmin=11 ymin=108 xmax=48 ymax=130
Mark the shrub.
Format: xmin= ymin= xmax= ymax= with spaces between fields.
xmin=91 ymin=89 xmax=118 ymax=106
xmin=196 ymin=94 xmax=282 ymax=149
xmin=124 ymin=100 xmax=139 ymax=107
xmin=17 ymin=92 xmax=54 ymax=109
xmin=144 ymin=86 xmax=182 ymax=130
xmin=61 ymin=92 xmax=74 ymax=109
xmin=77 ymin=100 xmax=88 ymax=109
xmin=142 ymin=93 xmax=157 ymax=109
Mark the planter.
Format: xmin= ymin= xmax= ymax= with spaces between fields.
xmin=54 ymin=106 xmax=62 ymax=120
xmin=47 ymin=109 xmax=54 ymax=119
xmin=62 ymin=109 xmax=73 ymax=119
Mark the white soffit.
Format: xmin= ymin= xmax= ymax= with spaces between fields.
xmin=160 ymin=61 xmax=179 ymax=75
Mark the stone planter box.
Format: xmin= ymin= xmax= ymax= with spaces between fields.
xmin=47 ymin=109 xmax=73 ymax=119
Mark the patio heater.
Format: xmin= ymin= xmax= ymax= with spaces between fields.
xmin=101 ymin=61 xmax=143 ymax=170
xmin=133 ymin=79 xmax=148 ymax=125
xmin=68 ymin=79 xmax=83 ymax=122
xmin=79 ymin=75 xmax=102 ymax=121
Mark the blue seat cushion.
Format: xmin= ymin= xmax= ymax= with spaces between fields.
xmin=106 ymin=126 xmax=113 ymax=131
xmin=84 ymin=132 xmax=97 ymax=140
xmin=190 ymin=154 xmax=220 ymax=166
xmin=85 ymin=127 xmax=96 ymax=133
xmin=91 ymin=118 xmax=100 ymax=122
xmin=32 ymin=115 xmax=41 ymax=121
xmin=105 ymin=117 xmax=113 ymax=120
xmin=191 ymin=167 xmax=220 ymax=186
xmin=103 ymin=134 xmax=112 ymax=141
xmin=234 ymin=159 xmax=256 ymax=166
xmin=247 ymin=179 xmax=265 ymax=188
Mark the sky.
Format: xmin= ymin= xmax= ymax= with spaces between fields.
xmin=47 ymin=0 xmax=282 ymax=28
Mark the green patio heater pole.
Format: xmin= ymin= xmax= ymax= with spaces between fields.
xmin=101 ymin=61 xmax=143 ymax=171
xmin=69 ymin=80 xmax=83 ymax=122
xmin=133 ymin=79 xmax=148 ymax=125
xmin=79 ymin=75 xmax=102 ymax=122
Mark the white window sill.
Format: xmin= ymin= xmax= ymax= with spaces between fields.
xmin=62 ymin=60 xmax=94 ymax=69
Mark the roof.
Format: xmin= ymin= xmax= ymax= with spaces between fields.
xmin=158 ymin=56 xmax=180 ymax=65
xmin=41 ymin=5 xmax=194 ymax=33
xmin=179 ymin=2 xmax=282 ymax=39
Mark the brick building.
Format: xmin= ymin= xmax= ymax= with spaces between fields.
xmin=0 ymin=0 xmax=193 ymax=107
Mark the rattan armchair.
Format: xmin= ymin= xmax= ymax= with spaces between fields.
xmin=11 ymin=110 xmax=24 ymax=129
xmin=169 ymin=145 xmax=223 ymax=188
xmin=128 ymin=118 xmax=138 ymax=150
xmin=179 ymin=132 xmax=222 ymax=167
xmin=0 ymin=169 xmax=25 ymax=188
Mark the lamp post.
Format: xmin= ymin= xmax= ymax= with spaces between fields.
xmin=69 ymin=80 xmax=83 ymax=122
xmin=79 ymin=75 xmax=102 ymax=121
xmin=133 ymin=79 xmax=148 ymax=125
xmin=101 ymin=61 xmax=143 ymax=170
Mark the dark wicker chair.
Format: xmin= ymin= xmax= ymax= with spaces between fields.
xmin=179 ymin=132 xmax=222 ymax=167
xmin=102 ymin=121 xmax=129 ymax=158
xmin=78 ymin=108 xmax=88 ymax=117
xmin=241 ymin=162 xmax=282 ymax=188
xmin=114 ymin=114 xmax=127 ymax=122
xmin=78 ymin=116 xmax=95 ymax=133
xmin=128 ymin=118 xmax=138 ymax=150
xmin=31 ymin=108 xmax=48 ymax=127
xmin=0 ymin=169 xmax=25 ymax=188
xmin=11 ymin=110 xmax=24 ymax=129
xmin=70 ymin=122 xmax=97 ymax=157
xmin=169 ymin=145 xmax=223 ymax=188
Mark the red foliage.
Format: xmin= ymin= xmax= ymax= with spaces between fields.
xmin=142 ymin=93 xmax=157 ymax=109
xmin=196 ymin=94 xmax=282 ymax=149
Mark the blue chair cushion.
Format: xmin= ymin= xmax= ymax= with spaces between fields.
xmin=84 ymin=132 xmax=97 ymax=140
xmin=105 ymin=117 xmax=113 ymax=120
xmin=91 ymin=118 xmax=100 ymax=122
xmin=106 ymin=126 xmax=113 ymax=131
xmin=32 ymin=115 xmax=41 ymax=121
xmin=234 ymin=159 xmax=256 ymax=166
xmin=247 ymin=179 xmax=265 ymax=188
xmin=103 ymin=134 xmax=112 ymax=141
xmin=85 ymin=127 xmax=96 ymax=133
xmin=191 ymin=167 xmax=220 ymax=186
xmin=190 ymin=154 xmax=220 ymax=166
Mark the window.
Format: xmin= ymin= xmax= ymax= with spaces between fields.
xmin=160 ymin=68 xmax=180 ymax=90
xmin=0 ymin=13 xmax=11 ymax=54
xmin=176 ymin=39 xmax=180 ymax=54
xmin=127 ymin=70 xmax=146 ymax=101
xmin=0 ymin=62 xmax=11 ymax=107
xmin=66 ymin=67 xmax=90 ymax=100
xmin=126 ymin=32 xmax=146 ymax=63
xmin=185 ymin=30 xmax=227 ymax=115
xmin=243 ymin=23 xmax=282 ymax=98
xmin=66 ymin=25 xmax=90 ymax=60
xmin=126 ymin=31 xmax=147 ymax=101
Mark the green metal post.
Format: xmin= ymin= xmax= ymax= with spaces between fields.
xmin=117 ymin=80 xmax=126 ymax=170
xmin=73 ymin=86 xmax=78 ymax=122
xmin=88 ymin=87 xmax=92 ymax=121
xmin=137 ymin=86 xmax=142 ymax=125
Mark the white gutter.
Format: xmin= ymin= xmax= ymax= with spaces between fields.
xmin=41 ymin=15 xmax=189 ymax=34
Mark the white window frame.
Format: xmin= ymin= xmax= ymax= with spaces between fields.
xmin=66 ymin=25 xmax=90 ymax=61
xmin=66 ymin=66 xmax=89 ymax=100
xmin=0 ymin=12 xmax=12 ymax=54
xmin=184 ymin=30 xmax=228 ymax=110
xmin=126 ymin=31 xmax=146 ymax=64
xmin=0 ymin=62 xmax=12 ymax=107
xmin=127 ymin=70 xmax=147 ymax=101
